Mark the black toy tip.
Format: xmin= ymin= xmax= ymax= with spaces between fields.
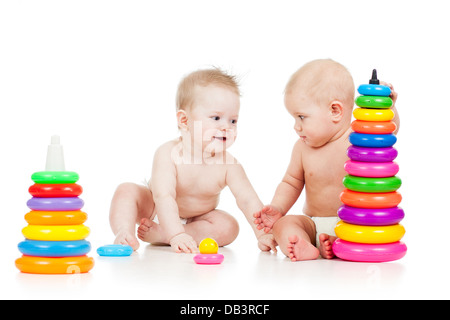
xmin=369 ymin=69 xmax=380 ymax=84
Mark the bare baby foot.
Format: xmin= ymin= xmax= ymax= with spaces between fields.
xmin=286 ymin=235 xmax=320 ymax=261
xmin=318 ymin=233 xmax=337 ymax=259
xmin=137 ymin=218 xmax=166 ymax=244
xmin=114 ymin=230 xmax=140 ymax=251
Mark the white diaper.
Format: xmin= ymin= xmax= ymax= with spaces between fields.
xmin=309 ymin=216 xmax=341 ymax=247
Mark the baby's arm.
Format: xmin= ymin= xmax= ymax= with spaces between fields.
xmin=151 ymin=143 xmax=197 ymax=253
xmin=254 ymin=139 xmax=305 ymax=232
xmin=225 ymin=160 xmax=277 ymax=252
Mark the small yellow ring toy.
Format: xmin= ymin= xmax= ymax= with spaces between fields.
xmin=22 ymin=224 xmax=90 ymax=241
xmin=15 ymin=255 xmax=94 ymax=274
xmin=353 ymin=107 xmax=395 ymax=122
xmin=335 ymin=221 xmax=405 ymax=244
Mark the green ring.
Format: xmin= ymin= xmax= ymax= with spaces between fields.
xmin=31 ymin=171 xmax=79 ymax=184
xmin=343 ymin=175 xmax=401 ymax=193
xmin=355 ymin=95 xmax=393 ymax=109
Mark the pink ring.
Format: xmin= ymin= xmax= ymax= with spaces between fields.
xmin=193 ymin=254 xmax=224 ymax=264
xmin=344 ymin=160 xmax=399 ymax=178
xmin=333 ymin=239 xmax=407 ymax=262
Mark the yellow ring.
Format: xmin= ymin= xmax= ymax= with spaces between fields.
xmin=353 ymin=108 xmax=395 ymax=121
xmin=22 ymin=224 xmax=90 ymax=241
xmin=335 ymin=221 xmax=405 ymax=244
xmin=15 ymin=255 xmax=94 ymax=274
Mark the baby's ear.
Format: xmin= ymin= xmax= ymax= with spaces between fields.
xmin=329 ymin=100 xmax=344 ymax=122
xmin=177 ymin=110 xmax=189 ymax=130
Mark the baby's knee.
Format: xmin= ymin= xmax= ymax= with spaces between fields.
xmin=216 ymin=213 xmax=240 ymax=246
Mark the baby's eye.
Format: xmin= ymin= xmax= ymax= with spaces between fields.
xmin=298 ymin=115 xmax=305 ymax=120
xmin=231 ymin=119 xmax=237 ymax=125
xmin=211 ymin=116 xmax=220 ymax=121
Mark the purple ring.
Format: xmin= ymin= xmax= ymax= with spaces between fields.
xmin=337 ymin=205 xmax=404 ymax=226
xmin=347 ymin=146 xmax=398 ymax=162
xmin=27 ymin=197 xmax=84 ymax=211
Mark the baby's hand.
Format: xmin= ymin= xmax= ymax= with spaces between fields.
xmin=380 ymin=81 xmax=398 ymax=105
xmin=169 ymin=233 xmax=198 ymax=253
xmin=257 ymin=233 xmax=277 ymax=252
xmin=253 ymin=205 xmax=283 ymax=233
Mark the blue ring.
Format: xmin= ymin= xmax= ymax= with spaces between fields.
xmin=27 ymin=197 xmax=84 ymax=211
xmin=97 ymin=244 xmax=133 ymax=256
xmin=349 ymin=132 xmax=397 ymax=148
xmin=18 ymin=239 xmax=91 ymax=257
xmin=358 ymin=84 xmax=391 ymax=96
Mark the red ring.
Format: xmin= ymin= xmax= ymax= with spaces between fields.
xmin=28 ymin=183 xmax=83 ymax=198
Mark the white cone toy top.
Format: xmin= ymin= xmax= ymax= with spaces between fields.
xmin=45 ymin=135 xmax=65 ymax=171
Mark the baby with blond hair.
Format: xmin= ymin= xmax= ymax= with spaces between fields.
xmin=254 ymin=59 xmax=399 ymax=261
xmin=109 ymin=68 xmax=276 ymax=253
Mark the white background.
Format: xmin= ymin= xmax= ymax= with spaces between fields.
xmin=1 ymin=0 xmax=449 ymax=300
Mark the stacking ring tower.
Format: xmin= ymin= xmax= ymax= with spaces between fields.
xmin=332 ymin=70 xmax=407 ymax=262
xmin=15 ymin=136 xmax=94 ymax=274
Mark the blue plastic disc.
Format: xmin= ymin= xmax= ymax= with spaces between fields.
xmin=357 ymin=84 xmax=391 ymax=97
xmin=97 ymin=244 xmax=133 ymax=256
xmin=349 ymin=132 xmax=397 ymax=148
xmin=18 ymin=239 xmax=91 ymax=257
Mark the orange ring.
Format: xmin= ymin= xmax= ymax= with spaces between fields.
xmin=340 ymin=189 xmax=402 ymax=208
xmin=25 ymin=210 xmax=88 ymax=225
xmin=351 ymin=120 xmax=397 ymax=134
xmin=15 ymin=255 xmax=94 ymax=274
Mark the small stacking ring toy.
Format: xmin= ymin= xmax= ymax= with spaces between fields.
xmin=97 ymin=244 xmax=133 ymax=256
xmin=25 ymin=210 xmax=88 ymax=225
xmin=358 ymin=84 xmax=391 ymax=96
xmin=347 ymin=146 xmax=398 ymax=163
xmin=18 ymin=240 xmax=91 ymax=257
xmin=22 ymin=224 xmax=90 ymax=241
xmin=27 ymin=197 xmax=84 ymax=211
xmin=335 ymin=221 xmax=405 ymax=244
xmin=333 ymin=239 xmax=407 ymax=262
xmin=15 ymin=255 xmax=94 ymax=274
xmin=349 ymin=132 xmax=397 ymax=148
xmin=337 ymin=205 xmax=404 ymax=226
xmin=353 ymin=108 xmax=394 ymax=122
xmin=194 ymin=253 xmax=224 ymax=265
xmin=28 ymin=183 xmax=83 ymax=198
xmin=31 ymin=171 xmax=79 ymax=184
xmin=355 ymin=95 xmax=393 ymax=108
xmin=340 ymin=189 xmax=402 ymax=209
xmin=351 ymin=120 xmax=397 ymax=134
xmin=344 ymin=160 xmax=399 ymax=178
xmin=343 ymin=175 xmax=402 ymax=193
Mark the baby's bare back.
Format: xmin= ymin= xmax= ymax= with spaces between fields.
xmin=301 ymin=135 xmax=350 ymax=217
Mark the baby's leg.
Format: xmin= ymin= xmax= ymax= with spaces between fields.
xmin=109 ymin=182 xmax=155 ymax=250
xmin=185 ymin=209 xmax=240 ymax=246
xmin=272 ymin=215 xmax=319 ymax=261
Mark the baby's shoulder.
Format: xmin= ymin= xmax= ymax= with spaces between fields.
xmin=153 ymin=139 xmax=181 ymax=161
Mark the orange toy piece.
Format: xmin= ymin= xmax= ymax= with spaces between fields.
xmin=351 ymin=120 xmax=397 ymax=134
xmin=340 ymin=189 xmax=402 ymax=208
xmin=15 ymin=255 xmax=94 ymax=274
xmin=25 ymin=210 xmax=88 ymax=225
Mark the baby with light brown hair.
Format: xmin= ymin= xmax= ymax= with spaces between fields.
xmin=109 ymin=68 xmax=276 ymax=253
xmin=254 ymin=59 xmax=399 ymax=261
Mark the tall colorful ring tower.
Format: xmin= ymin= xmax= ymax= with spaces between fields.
xmin=15 ymin=136 xmax=94 ymax=274
xmin=332 ymin=70 xmax=407 ymax=262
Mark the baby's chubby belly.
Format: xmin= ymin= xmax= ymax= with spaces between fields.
xmin=303 ymin=183 xmax=343 ymax=218
xmin=176 ymin=193 xmax=220 ymax=219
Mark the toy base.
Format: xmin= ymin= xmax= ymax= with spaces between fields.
xmin=333 ymin=239 xmax=407 ymax=262
xmin=97 ymin=244 xmax=133 ymax=257
xmin=15 ymin=255 xmax=94 ymax=274
xmin=193 ymin=253 xmax=224 ymax=264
